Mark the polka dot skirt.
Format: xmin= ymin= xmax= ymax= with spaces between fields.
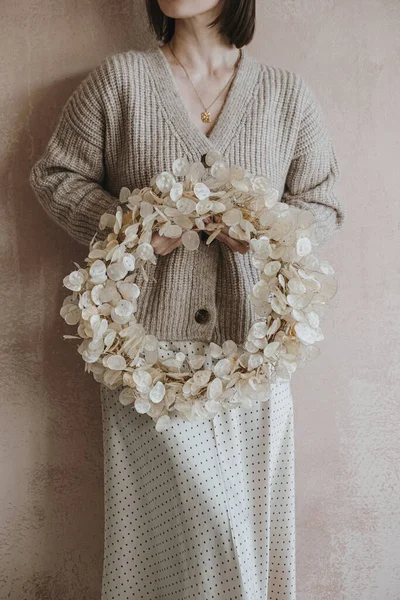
xmin=99 ymin=339 xmax=296 ymax=599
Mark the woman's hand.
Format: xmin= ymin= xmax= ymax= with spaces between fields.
xmin=150 ymin=217 xmax=250 ymax=256
xmin=151 ymin=231 xmax=182 ymax=255
xmin=204 ymin=217 xmax=249 ymax=254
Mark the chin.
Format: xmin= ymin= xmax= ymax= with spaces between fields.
xmin=157 ymin=0 xmax=220 ymax=20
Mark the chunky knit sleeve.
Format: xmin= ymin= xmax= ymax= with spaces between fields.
xmin=29 ymin=59 xmax=120 ymax=247
xmin=281 ymin=77 xmax=345 ymax=246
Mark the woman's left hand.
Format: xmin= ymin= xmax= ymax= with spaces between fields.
xmin=203 ymin=217 xmax=249 ymax=254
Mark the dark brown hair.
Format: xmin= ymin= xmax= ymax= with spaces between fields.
xmin=145 ymin=0 xmax=255 ymax=48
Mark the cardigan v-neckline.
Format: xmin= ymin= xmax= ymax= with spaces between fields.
xmin=143 ymin=45 xmax=262 ymax=158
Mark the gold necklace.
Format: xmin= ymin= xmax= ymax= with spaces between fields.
xmin=167 ymin=42 xmax=242 ymax=124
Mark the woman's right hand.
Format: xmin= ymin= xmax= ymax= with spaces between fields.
xmin=203 ymin=216 xmax=249 ymax=254
xmin=151 ymin=231 xmax=183 ymax=255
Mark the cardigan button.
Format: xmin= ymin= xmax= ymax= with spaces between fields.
xmin=200 ymin=153 xmax=208 ymax=167
xmin=194 ymin=308 xmax=210 ymax=324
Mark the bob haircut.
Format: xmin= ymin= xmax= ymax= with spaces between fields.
xmin=145 ymin=0 xmax=255 ymax=48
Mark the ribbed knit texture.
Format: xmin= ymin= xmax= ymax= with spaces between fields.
xmin=29 ymin=45 xmax=345 ymax=345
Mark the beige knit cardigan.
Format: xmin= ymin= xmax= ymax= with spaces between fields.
xmin=29 ymin=45 xmax=345 ymax=346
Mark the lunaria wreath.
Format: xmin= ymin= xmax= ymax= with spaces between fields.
xmin=60 ymin=151 xmax=337 ymax=431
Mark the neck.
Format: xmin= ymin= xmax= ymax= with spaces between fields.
xmin=167 ymin=17 xmax=240 ymax=76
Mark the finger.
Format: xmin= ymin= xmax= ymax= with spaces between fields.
xmin=164 ymin=235 xmax=181 ymax=249
xmin=219 ymin=231 xmax=249 ymax=249
xmin=158 ymin=241 xmax=179 ymax=255
xmin=234 ymin=239 xmax=249 ymax=254
xmin=161 ymin=241 xmax=182 ymax=255
xmin=218 ymin=232 xmax=249 ymax=254
xmin=221 ymin=224 xmax=230 ymax=235
xmin=217 ymin=231 xmax=240 ymax=251
xmin=153 ymin=233 xmax=180 ymax=254
xmin=159 ymin=236 xmax=182 ymax=255
xmin=151 ymin=232 xmax=164 ymax=253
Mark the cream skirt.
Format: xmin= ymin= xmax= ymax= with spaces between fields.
xmin=99 ymin=339 xmax=296 ymax=600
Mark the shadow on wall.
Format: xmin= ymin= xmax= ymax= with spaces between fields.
xmin=2 ymin=9 xmax=150 ymax=597
xmin=16 ymin=72 xmax=107 ymax=599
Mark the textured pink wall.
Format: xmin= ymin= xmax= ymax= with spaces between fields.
xmin=1 ymin=0 xmax=399 ymax=598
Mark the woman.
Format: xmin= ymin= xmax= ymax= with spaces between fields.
xmin=29 ymin=1 xmax=345 ymax=598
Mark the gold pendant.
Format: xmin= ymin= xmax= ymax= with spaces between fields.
xmin=201 ymin=110 xmax=211 ymax=123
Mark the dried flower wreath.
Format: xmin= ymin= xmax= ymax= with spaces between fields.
xmin=60 ymin=152 xmax=337 ymax=431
